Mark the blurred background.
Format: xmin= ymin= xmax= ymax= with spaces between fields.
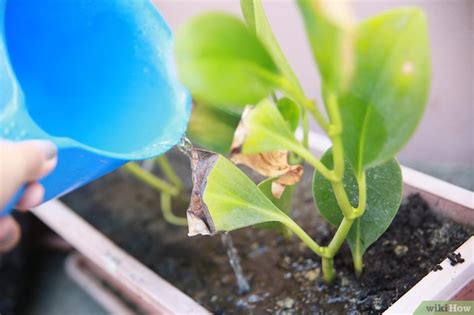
xmin=11 ymin=1 xmax=474 ymax=314
xmin=156 ymin=0 xmax=473 ymax=190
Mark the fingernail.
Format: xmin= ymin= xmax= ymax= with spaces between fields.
xmin=33 ymin=140 xmax=57 ymax=160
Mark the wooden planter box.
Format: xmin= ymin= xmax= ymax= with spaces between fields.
xmin=32 ymin=131 xmax=473 ymax=314
xmin=385 ymin=236 xmax=473 ymax=314
xmin=33 ymin=200 xmax=208 ymax=314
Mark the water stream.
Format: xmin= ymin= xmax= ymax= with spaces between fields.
xmin=221 ymin=233 xmax=251 ymax=294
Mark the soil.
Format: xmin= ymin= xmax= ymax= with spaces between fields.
xmin=62 ymin=150 xmax=473 ymax=314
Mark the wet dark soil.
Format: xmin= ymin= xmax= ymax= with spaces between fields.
xmin=62 ymin=151 xmax=473 ymax=314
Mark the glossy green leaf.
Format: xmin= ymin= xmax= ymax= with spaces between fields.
xmin=339 ymin=8 xmax=431 ymax=174
xmin=240 ymin=0 xmax=256 ymax=33
xmin=175 ymin=13 xmax=279 ymax=106
xmin=203 ymin=154 xmax=288 ymax=232
xmin=241 ymin=0 xmax=301 ymax=89
xmin=254 ymin=178 xmax=294 ymax=231
xmin=187 ymin=103 xmax=241 ymax=155
xmin=242 ymin=99 xmax=301 ymax=154
xmin=257 ymin=178 xmax=294 ymax=215
xmin=277 ymin=97 xmax=300 ymax=132
xmin=297 ymin=0 xmax=355 ymax=91
xmin=312 ymin=149 xmax=402 ymax=259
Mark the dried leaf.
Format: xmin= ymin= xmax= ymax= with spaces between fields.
xmin=271 ymin=182 xmax=286 ymax=199
xmin=230 ymin=106 xmax=303 ymax=198
xmin=187 ymin=149 xmax=218 ymax=236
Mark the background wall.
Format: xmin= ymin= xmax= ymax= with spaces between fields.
xmin=155 ymin=0 xmax=473 ymax=189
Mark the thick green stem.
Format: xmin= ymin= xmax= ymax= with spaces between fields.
xmin=156 ymin=156 xmax=183 ymax=191
xmin=124 ymin=163 xmax=179 ymax=197
xmin=352 ymin=172 xmax=367 ymax=217
xmin=282 ymin=217 xmax=326 ymax=257
xmin=322 ymin=257 xmax=335 ymax=284
xmin=353 ymin=249 xmax=363 ymax=278
xmin=290 ymin=144 xmax=337 ymax=181
xmin=331 ymin=180 xmax=355 ymax=218
xmin=160 ymin=193 xmax=187 ymax=226
xmin=326 ymin=217 xmax=354 ymax=255
xmin=327 ymin=173 xmax=367 ymax=255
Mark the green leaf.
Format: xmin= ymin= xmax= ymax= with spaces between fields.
xmin=312 ymin=149 xmax=402 ymax=259
xmin=339 ymin=8 xmax=431 ymax=173
xmin=254 ymin=178 xmax=294 ymax=232
xmin=297 ymin=0 xmax=355 ymax=91
xmin=175 ymin=13 xmax=280 ymax=107
xmin=277 ymin=97 xmax=300 ymax=132
xmin=257 ymin=178 xmax=294 ymax=215
xmin=242 ymin=99 xmax=301 ymax=154
xmin=202 ymin=153 xmax=288 ymax=232
xmin=240 ymin=0 xmax=256 ymax=33
xmin=241 ymin=0 xmax=301 ymax=89
xmin=187 ymin=103 xmax=241 ymax=155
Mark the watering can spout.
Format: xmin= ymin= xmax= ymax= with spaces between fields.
xmin=0 ymin=0 xmax=191 ymax=213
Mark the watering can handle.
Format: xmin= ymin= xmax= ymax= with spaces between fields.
xmin=0 ymin=185 xmax=26 ymax=217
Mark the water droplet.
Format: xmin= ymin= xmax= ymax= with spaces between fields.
xmin=178 ymin=135 xmax=193 ymax=158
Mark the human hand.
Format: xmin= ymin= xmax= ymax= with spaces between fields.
xmin=0 ymin=140 xmax=57 ymax=252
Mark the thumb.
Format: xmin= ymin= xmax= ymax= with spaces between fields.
xmin=0 ymin=140 xmax=57 ymax=207
xmin=0 ymin=216 xmax=21 ymax=253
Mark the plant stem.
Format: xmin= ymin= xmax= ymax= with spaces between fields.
xmin=326 ymin=217 xmax=354 ymax=255
xmin=322 ymin=257 xmax=335 ymax=284
xmin=323 ymin=172 xmax=367 ymax=283
xmin=353 ymin=249 xmax=363 ymax=278
xmin=124 ymin=163 xmax=179 ymax=197
xmin=331 ymin=181 xmax=355 ymax=218
xmin=302 ymin=108 xmax=309 ymax=149
xmin=271 ymin=92 xmax=278 ymax=103
xmin=160 ymin=192 xmax=187 ymax=226
xmin=326 ymin=172 xmax=367 ymax=255
xmin=290 ymin=144 xmax=337 ymax=181
xmin=282 ymin=217 xmax=326 ymax=257
xmin=156 ymin=156 xmax=184 ymax=191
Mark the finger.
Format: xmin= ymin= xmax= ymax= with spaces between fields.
xmin=15 ymin=140 xmax=57 ymax=180
xmin=16 ymin=182 xmax=45 ymax=211
xmin=0 ymin=140 xmax=57 ymax=208
xmin=0 ymin=216 xmax=21 ymax=253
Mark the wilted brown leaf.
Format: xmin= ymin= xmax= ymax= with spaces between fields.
xmin=230 ymin=106 xmax=303 ymax=199
xmin=186 ymin=149 xmax=218 ymax=236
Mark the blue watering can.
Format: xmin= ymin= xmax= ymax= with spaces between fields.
xmin=0 ymin=0 xmax=191 ymax=215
